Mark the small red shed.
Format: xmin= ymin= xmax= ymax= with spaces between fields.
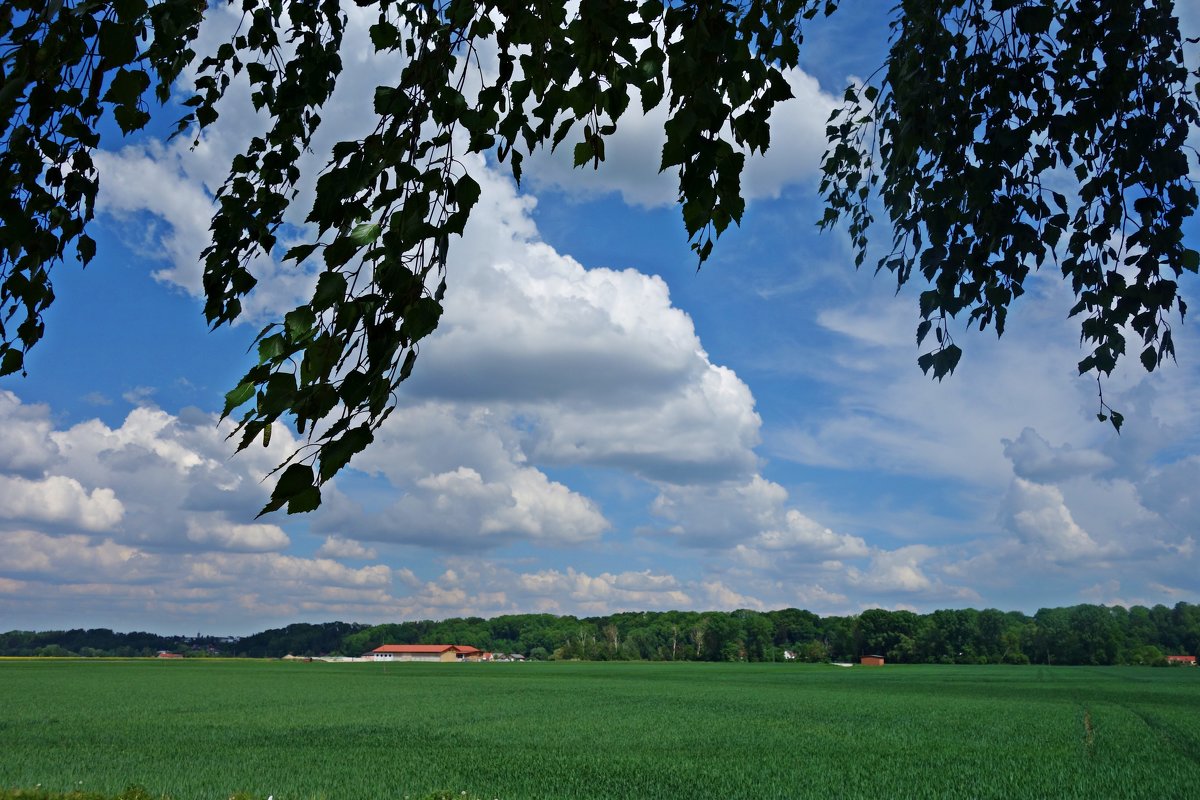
xmin=860 ymin=655 xmax=885 ymax=666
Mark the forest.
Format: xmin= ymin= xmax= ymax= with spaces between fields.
xmin=2 ymin=602 xmax=1198 ymax=665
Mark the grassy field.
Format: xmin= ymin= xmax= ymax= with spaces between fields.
xmin=1 ymin=660 xmax=1198 ymax=799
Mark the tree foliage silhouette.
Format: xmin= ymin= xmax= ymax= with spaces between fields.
xmin=2 ymin=0 xmax=1197 ymax=513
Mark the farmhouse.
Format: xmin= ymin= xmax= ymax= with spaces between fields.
xmin=367 ymin=644 xmax=481 ymax=662
xmin=1166 ymin=654 xmax=1197 ymax=666
xmin=860 ymin=655 xmax=885 ymax=666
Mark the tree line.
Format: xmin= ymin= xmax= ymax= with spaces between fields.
xmin=3 ymin=602 xmax=1199 ymax=665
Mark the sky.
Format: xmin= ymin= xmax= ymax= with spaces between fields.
xmin=2 ymin=3 xmax=1199 ymax=636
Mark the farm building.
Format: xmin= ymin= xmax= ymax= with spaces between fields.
xmin=367 ymin=644 xmax=482 ymax=662
xmin=860 ymin=655 xmax=885 ymax=666
xmin=1166 ymin=655 xmax=1197 ymax=666
xmin=156 ymin=651 xmax=183 ymax=659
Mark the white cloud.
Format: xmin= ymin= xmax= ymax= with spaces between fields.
xmin=847 ymin=545 xmax=938 ymax=594
xmin=516 ymin=567 xmax=692 ymax=612
xmin=697 ymin=580 xmax=766 ymax=611
xmin=1002 ymin=427 xmax=1114 ymax=483
xmin=316 ymin=535 xmax=377 ymax=560
xmin=0 ymin=530 xmax=141 ymax=576
xmin=0 ymin=475 xmax=124 ymax=532
xmin=0 ymin=392 xmax=59 ymax=475
xmin=390 ymin=464 xmax=608 ymax=547
xmin=408 ymin=159 xmax=764 ymax=484
xmin=1002 ymin=478 xmax=1106 ymax=564
xmin=187 ymin=553 xmax=391 ymax=589
xmin=649 ymin=475 xmax=867 ymax=558
xmin=185 ymin=519 xmax=290 ymax=552
xmin=522 ymin=67 xmax=838 ymax=207
xmin=753 ymin=510 xmax=871 ymax=558
xmin=311 ymin=403 xmax=609 ymax=552
xmin=0 ymin=404 xmax=300 ymax=556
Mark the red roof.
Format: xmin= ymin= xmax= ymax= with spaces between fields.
xmin=369 ymin=644 xmax=479 ymax=654
xmin=371 ymin=644 xmax=454 ymax=654
xmin=1166 ymin=655 xmax=1197 ymax=663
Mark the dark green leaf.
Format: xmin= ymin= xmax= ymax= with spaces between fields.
xmin=401 ymin=297 xmax=442 ymax=342
xmin=221 ymin=382 xmax=256 ymax=419
xmin=0 ymin=349 xmax=24 ymax=376
xmin=319 ymin=424 xmax=374 ymax=482
xmin=283 ymin=243 xmax=319 ymax=263
xmin=259 ymin=463 xmax=317 ymax=517
xmin=350 ymin=222 xmax=381 ymax=245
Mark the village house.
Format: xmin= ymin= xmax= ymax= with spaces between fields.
xmin=366 ymin=644 xmax=482 ymax=662
xmin=1166 ymin=654 xmax=1197 ymax=666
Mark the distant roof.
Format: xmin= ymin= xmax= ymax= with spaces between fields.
xmin=369 ymin=644 xmax=477 ymax=654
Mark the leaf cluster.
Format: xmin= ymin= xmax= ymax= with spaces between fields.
xmin=4 ymin=0 xmax=1198 ymax=514
xmin=820 ymin=0 xmax=1200 ymax=429
xmin=0 ymin=0 xmax=204 ymax=377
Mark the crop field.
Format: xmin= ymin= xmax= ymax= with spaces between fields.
xmin=1 ymin=660 xmax=1198 ymax=799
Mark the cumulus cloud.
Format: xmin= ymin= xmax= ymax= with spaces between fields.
xmin=388 ymin=465 xmax=608 ymax=548
xmin=187 ymin=553 xmax=391 ymax=589
xmin=0 ymin=399 xmax=298 ymax=556
xmin=516 ymin=567 xmax=692 ymax=613
xmin=0 ymin=475 xmax=124 ymax=532
xmin=185 ymin=519 xmax=290 ymax=553
xmin=409 ymin=158 xmax=764 ymax=485
xmin=310 ymin=403 xmax=610 ymax=552
xmin=648 ymin=475 xmax=867 ymax=558
xmin=697 ymin=580 xmax=767 ymax=611
xmin=0 ymin=392 xmax=59 ymax=475
xmin=1001 ymin=478 xmax=1106 ymax=564
xmin=316 ymin=535 xmax=377 ymax=560
xmin=0 ymin=529 xmax=402 ymax=632
xmin=1002 ymin=427 xmax=1114 ymax=483
xmin=0 ymin=530 xmax=140 ymax=576
xmin=752 ymin=510 xmax=871 ymax=558
xmin=847 ymin=545 xmax=937 ymax=594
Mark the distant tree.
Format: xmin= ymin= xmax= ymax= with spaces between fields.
xmin=799 ymin=640 xmax=829 ymax=663
xmin=1068 ymin=604 xmax=1120 ymax=665
xmin=1126 ymin=644 xmax=1166 ymax=666
xmin=740 ymin=613 xmax=776 ymax=661
xmin=34 ymin=644 xmax=74 ymax=657
xmin=1033 ymin=606 xmax=1071 ymax=665
xmin=4 ymin=1 xmax=1197 ymax=512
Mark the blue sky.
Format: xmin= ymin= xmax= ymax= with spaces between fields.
xmin=2 ymin=3 xmax=1199 ymax=635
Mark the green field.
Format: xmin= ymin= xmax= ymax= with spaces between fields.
xmin=1 ymin=660 xmax=1198 ymax=799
